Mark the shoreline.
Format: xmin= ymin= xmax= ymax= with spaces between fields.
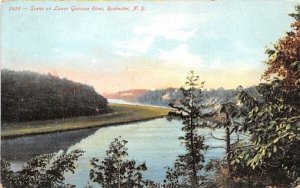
xmin=1 ymin=103 xmax=170 ymax=139
xmin=1 ymin=116 xmax=166 ymax=139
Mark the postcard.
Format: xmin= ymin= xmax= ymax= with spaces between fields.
xmin=1 ymin=1 xmax=300 ymax=187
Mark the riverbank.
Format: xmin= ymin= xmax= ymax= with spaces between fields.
xmin=1 ymin=103 xmax=170 ymax=139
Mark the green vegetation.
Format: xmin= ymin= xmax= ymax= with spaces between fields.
xmin=1 ymin=149 xmax=84 ymax=187
xmin=212 ymin=102 xmax=243 ymax=176
xmin=207 ymin=5 xmax=300 ymax=187
xmin=165 ymin=71 xmax=209 ymax=187
xmin=137 ymin=86 xmax=257 ymax=107
xmin=90 ymin=137 xmax=148 ymax=188
xmin=1 ymin=69 xmax=108 ymax=122
xmin=1 ymin=103 xmax=170 ymax=138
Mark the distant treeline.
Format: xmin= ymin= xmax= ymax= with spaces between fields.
xmin=138 ymin=87 xmax=258 ymax=107
xmin=1 ymin=69 xmax=108 ymax=122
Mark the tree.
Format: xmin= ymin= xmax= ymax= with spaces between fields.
xmin=1 ymin=69 xmax=108 ymax=122
xmin=263 ymin=5 xmax=300 ymax=94
xmin=165 ymin=71 xmax=208 ymax=187
xmin=229 ymin=6 xmax=300 ymax=186
xmin=0 ymin=150 xmax=84 ymax=188
xmin=209 ymin=101 xmax=243 ymax=176
xmin=234 ymin=81 xmax=300 ymax=185
xmin=90 ymin=137 xmax=147 ymax=188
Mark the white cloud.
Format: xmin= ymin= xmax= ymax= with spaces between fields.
xmin=51 ymin=48 xmax=60 ymax=53
xmin=158 ymin=44 xmax=203 ymax=68
xmin=115 ymin=36 xmax=154 ymax=57
xmin=232 ymin=40 xmax=262 ymax=58
xmin=208 ymin=58 xmax=225 ymax=70
xmin=115 ymin=13 xmax=205 ymax=57
xmin=133 ymin=14 xmax=196 ymax=42
xmin=207 ymin=58 xmax=262 ymax=71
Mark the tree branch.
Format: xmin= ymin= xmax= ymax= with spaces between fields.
xmin=210 ymin=146 xmax=226 ymax=149
xmin=210 ymin=132 xmax=226 ymax=141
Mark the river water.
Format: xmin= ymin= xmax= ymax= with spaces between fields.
xmin=1 ymin=118 xmax=228 ymax=187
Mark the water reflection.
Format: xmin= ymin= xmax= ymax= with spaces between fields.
xmin=1 ymin=118 xmax=228 ymax=187
xmin=1 ymin=128 xmax=98 ymax=164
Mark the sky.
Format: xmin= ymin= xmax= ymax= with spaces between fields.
xmin=1 ymin=0 xmax=298 ymax=93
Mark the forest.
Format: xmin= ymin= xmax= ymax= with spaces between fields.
xmin=1 ymin=5 xmax=300 ymax=188
xmin=1 ymin=69 xmax=108 ymax=122
xmin=137 ymin=87 xmax=258 ymax=107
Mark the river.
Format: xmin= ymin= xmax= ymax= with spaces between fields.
xmin=1 ymin=118 xmax=228 ymax=187
xmin=1 ymin=106 xmax=231 ymax=187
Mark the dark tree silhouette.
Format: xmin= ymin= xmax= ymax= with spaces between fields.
xmin=90 ymin=137 xmax=147 ymax=188
xmin=1 ymin=69 xmax=108 ymax=122
xmin=0 ymin=150 xmax=84 ymax=188
xmin=210 ymin=101 xmax=244 ymax=176
xmin=165 ymin=71 xmax=208 ymax=187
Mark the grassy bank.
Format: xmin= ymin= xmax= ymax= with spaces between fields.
xmin=1 ymin=104 xmax=170 ymax=139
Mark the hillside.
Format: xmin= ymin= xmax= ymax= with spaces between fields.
xmin=103 ymin=89 xmax=149 ymax=101
xmin=1 ymin=69 xmax=108 ymax=122
xmin=138 ymin=87 xmax=258 ymax=107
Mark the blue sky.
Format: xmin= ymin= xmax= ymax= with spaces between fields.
xmin=1 ymin=0 xmax=298 ymax=93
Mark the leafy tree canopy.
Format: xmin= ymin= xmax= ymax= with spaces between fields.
xmin=1 ymin=69 xmax=108 ymax=122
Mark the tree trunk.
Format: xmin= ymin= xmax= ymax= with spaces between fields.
xmin=190 ymin=116 xmax=197 ymax=186
xmin=190 ymin=126 xmax=197 ymax=187
xmin=118 ymin=160 xmax=121 ymax=188
xmin=226 ymin=126 xmax=232 ymax=176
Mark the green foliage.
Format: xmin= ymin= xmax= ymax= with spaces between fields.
xmin=166 ymin=71 xmax=209 ymax=187
xmin=90 ymin=137 xmax=147 ymax=188
xmin=1 ymin=69 xmax=108 ymax=122
xmin=233 ymin=79 xmax=300 ymax=185
xmin=138 ymin=87 xmax=243 ymax=107
xmin=263 ymin=5 xmax=300 ymax=93
xmin=226 ymin=6 xmax=300 ymax=186
xmin=0 ymin=150 xmax=84 ymax=188
xmin=213 ymin=101 xmax=244 ymax=175
xmin=289 ymin=5 xmax=300 ymax=21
